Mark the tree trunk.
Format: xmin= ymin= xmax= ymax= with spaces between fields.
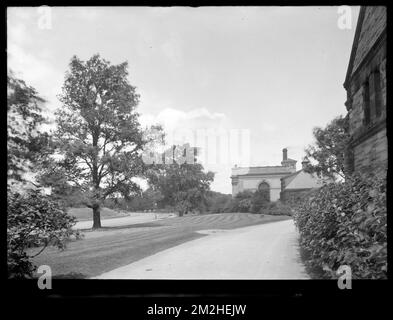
xmin=92 ymin=205 xmax=102 ymax=229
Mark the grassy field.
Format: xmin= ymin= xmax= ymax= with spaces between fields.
xmin=30 ymin=213 xmax=291 ymax=278
xmin=68 ymin=207 xmax=129 ymax=221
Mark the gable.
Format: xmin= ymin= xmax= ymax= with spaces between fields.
xmin=284 ymin=171 xmax=324 ymax=190
xmin=281 ymin=170 xmax=301 ymax=186
xmin=345 ymin=6 xmax=386 ymax=85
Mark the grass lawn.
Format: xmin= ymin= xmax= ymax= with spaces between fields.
xmin=30 ymin=213 xmax=291 ymax=278
xmin=68 ymin=207 xmax=129 ymax=221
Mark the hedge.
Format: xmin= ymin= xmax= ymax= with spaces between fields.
xmin=293 ymin=172 xmax=387 ymax=279
xmin=260 ymin=201 xmax=293 ymax=216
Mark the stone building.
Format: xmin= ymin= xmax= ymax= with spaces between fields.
xmin=343 ymin=6 xmax=387 ymax=176
xmin=231 ymin=149 xmax=326 ymax=202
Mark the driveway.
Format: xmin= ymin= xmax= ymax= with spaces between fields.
xmin=94 ymin=219 xmax=309 ymax=279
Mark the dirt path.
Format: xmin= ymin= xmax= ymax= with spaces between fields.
xmin=94 ymin=219 xmax=309 ymax=279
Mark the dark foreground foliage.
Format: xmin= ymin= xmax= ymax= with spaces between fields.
xmin=293 ymin=173 xmax=387 ymax=279
xmin=7 ymin=189 xmax=82 ymax=278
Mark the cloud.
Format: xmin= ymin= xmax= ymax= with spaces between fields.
xmin=140 ymin=107 xmax=227 ymax=133
xmin=7 ymin=14 xmax=62 ymax=113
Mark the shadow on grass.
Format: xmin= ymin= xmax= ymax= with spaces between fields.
xmin=82 ymin=222 xmax=165 ymax=232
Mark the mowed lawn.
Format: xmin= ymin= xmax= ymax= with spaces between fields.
xmin=30 ymin=213 xmax=291 ymax=278
xmin=68 ymin=207 xmax=129 ymax=221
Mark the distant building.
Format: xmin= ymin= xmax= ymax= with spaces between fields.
xmin=231 ymin=149 xmax=326 ymax=202
xmin=280 ymin=157 xmax=327 ymax=203
xmin=343 ymin=6 xmax=387 ymax=176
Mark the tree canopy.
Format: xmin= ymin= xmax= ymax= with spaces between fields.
xmin=147 ymin=144 xmax=214 ymax=216
xmin=7 ymin=72 xmax=80 ymax=278
xmin=40 ymin=54 xmax=158 ymax=228
xmin=304 ymin=115 xmax=350 ymax=180
xmin=7 ymin=71 xmax=50 ymax=187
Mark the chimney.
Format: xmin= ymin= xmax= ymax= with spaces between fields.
xmin=282 ymin=148 xmax=288 ymax=161
xmin=301 ymin=157 xmax=310 ymax=170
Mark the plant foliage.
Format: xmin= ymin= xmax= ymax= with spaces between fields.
xmin=293 ymin=173 xmax=387 ymax=279
xmin=7 ymin=189 xmax=81 ymax=278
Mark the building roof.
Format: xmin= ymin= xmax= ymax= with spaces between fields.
xmin=281 ymin=169 xmax=302 ymax=185
xmin=283 ymin=170 xmax=329 ymax=190
xmin=231 ymin=165 xmax=295 ymax=177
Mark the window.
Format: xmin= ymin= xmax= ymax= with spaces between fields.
xmin=371 ymin=71 xmax=382 ymax=118
xmin=363 ymin=70 xmax=383 ymax=127
xmin=257 ymin=182 xmax=270 ymax=202
xmin=363 ymin=81 xmax=371 ymax=125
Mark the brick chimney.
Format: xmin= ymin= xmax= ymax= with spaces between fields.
xmin=281 ymin=148 xmax=297 ymax=172
xmin=282 ymin=148 xmax=288 ymax=161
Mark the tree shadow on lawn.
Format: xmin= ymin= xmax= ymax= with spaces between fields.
xmin=82 ymin=222 xmax=165 ymax=232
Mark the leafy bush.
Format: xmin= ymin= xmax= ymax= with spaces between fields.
xmin=206 ymin=191 xmax=233 ymax=213
xmin=231 ymin=191 xmax=253 ymax=213
xmin=260 ymin=201 xmax=293 ymax=216
xmin=251 ymin=189 xmax=270 ymax=213
xmin=293 ymin=173 xmax=386 ymax=279
xmin=237 ymin=198 xmax=252 ymax=212
xmin=7 ymin=189 xmax=82 ymax=278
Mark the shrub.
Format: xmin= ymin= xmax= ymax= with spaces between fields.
xmin=7 ymin=189 xmax=82 ymax=278
xmin=206 ymin=191 xmax=233 ymax=213
xmin=231 ymin=191 xmax=254 ymax=213
xmin=259 ymin=201 xmax=293 ymax=216
xmin=293 ymin=172 xmax=386 ymax=279
xmin=251 ymin=189 xmax=270 ymax=213
xmin=237 ymin=198 xmax=253 ymax=212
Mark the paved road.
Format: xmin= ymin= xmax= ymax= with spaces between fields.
xmin=94 ymin=219 xmax=309 ymax=279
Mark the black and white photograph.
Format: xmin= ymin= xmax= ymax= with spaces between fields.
xmin=6 ymin=4 xmax=387 ymax=296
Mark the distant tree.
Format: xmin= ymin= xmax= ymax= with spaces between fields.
xmin=304 ymin=115 xmax=350 ymax=180
xmin=39 ymin=54 xmax=160 ymax=228
xmin=7 ymin=71 xmax=51 ymax=186
xmin=147 ymin=144 xmax=214 ymax=216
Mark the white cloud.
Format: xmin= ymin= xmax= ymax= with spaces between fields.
xmin=7 ymin=16 xmax=62 ymax=113
xmin=140 ymin=107 xmax=227 ymax=133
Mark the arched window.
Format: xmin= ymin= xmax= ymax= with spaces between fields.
xmin=257 ymin=181 xmax=270 ymax=202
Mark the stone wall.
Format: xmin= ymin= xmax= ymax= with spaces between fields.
xmin=345 ymin=6 xmax=387 ymax=177
xmin=353 ymin=127 xmax=387 ymax=176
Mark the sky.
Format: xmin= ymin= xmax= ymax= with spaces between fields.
xmin=7 ymin=6 xmax=359 ymax=194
